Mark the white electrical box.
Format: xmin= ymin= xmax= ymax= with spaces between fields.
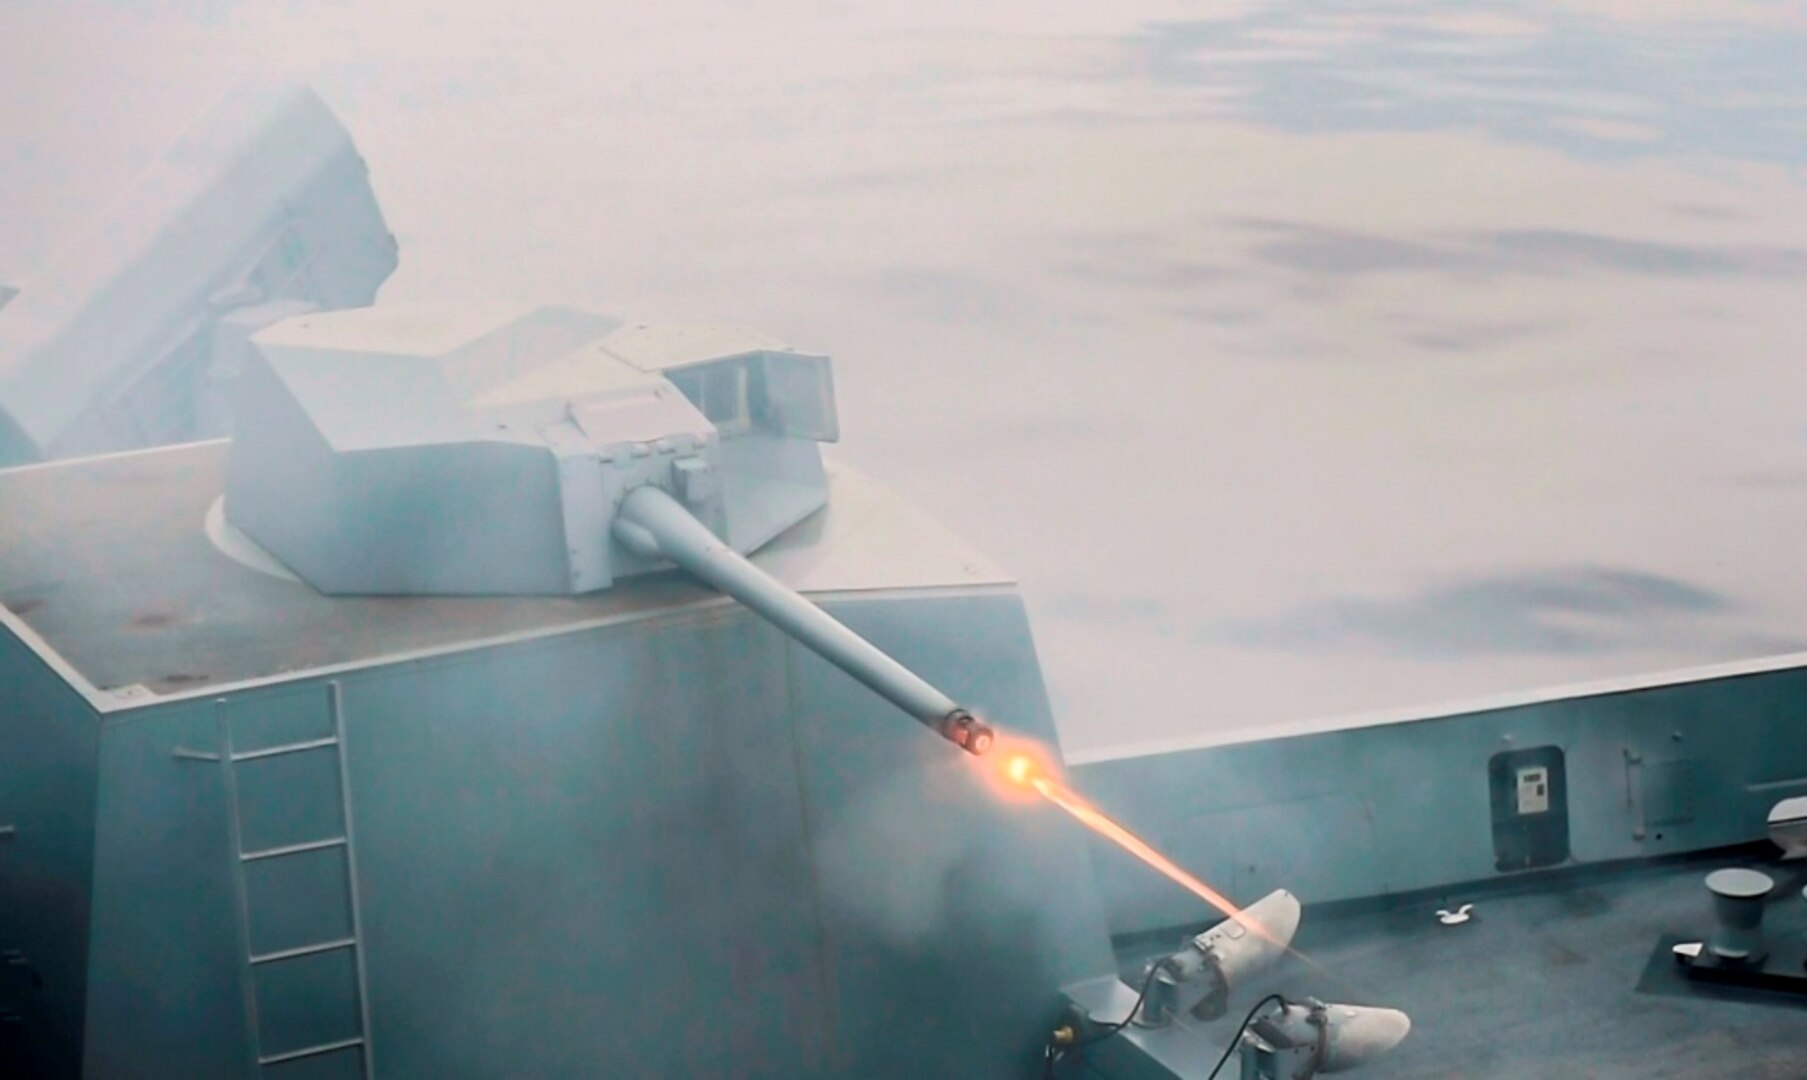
xmin=1516 ymin=766 xmax=1550 ymax=815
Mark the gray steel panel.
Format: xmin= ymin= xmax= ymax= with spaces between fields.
xmin=784 ymin=593 xmax=1114 ymax=1077
xmin=225 ymin=686 xmax=338 ymax=756
xmin=1074 ymin=665 xmax=1807 ymax=936
xmin=243 ymin=848 xmax=355 ymax=960
xmin=232 ymin=751 xmax=344 ymax=858
xmin=0 ymin=629 xmax=99 ymax=1076
xmin=252 ymin=948 xmax=361 ymax=1060
xmin=1641 ymin=759 xmax=1699 ymax=828
xmin=85 ymin=700 xmax=250 ymax=1078
xmin=78 ymin=586 xmax=1109 ymax=1077
xmin=340 ymin=612 xmax=832 ymax=1077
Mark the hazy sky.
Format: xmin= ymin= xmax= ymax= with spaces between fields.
xmin=7 ymin=0 xmax=1807 ymax=753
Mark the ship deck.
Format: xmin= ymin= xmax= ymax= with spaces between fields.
xmin=1107 ymin=844 xmax=1807 ymax=1079
xmin=0 ymin=440 xmax=1011 ymax=704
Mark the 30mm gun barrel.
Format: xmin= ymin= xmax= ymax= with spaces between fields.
xmin=613 ymin=484 xmax=995 ymax=755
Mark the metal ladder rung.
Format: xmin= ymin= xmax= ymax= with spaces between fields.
xmin=222 ymin=683 xmax=373 ymax=1077
xmin=259 ymin=1036 xmax=365 ymax=1066
xmin=249 ymin=937 xmax=357 ymax=966
xmin=241 ymin=837 xmax=347 ymax=863
xmin=232 ymin=737 xmax=339 ymax=763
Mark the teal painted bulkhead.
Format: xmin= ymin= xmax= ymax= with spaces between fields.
xmin=84 ymin=697 xmax=250 ymax=1076
xmin=0 ymin=626 xmax=101 ymax=1077
xmin=78 ymin=589 xmax=1113 ymax=1078
xmin=29 ymin=574 xmax=1807 ymax=1074
xmin=1072 ymin=668 xmax=1807 ymax=937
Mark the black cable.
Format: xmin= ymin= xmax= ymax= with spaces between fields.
xmin=1205 ymin=993 xmax=1287 ymax=1080
xmin=1042 ymin=961 xmax=1166 ymax=1077
xmin=1080 ymin=961 xmax=1166 ymax=1044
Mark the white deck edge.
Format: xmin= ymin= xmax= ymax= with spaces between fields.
xmin=1065 ymin=648 xmax=1807 ymax=766
xmin=0 ymin=440 xmax=1021 ymax=716
xmin=83 ymin=581 xmax=1020 ymax=719
xmin=0 ymin=602 xmax=105 ymax=706
xmin=0 ymin=435 xmax=230 ymax=474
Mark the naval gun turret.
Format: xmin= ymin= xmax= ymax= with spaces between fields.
xmin=225 ymin=304 xmax=995 ymax=754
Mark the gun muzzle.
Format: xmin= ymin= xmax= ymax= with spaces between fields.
xmin=614 ymin=485 xmax=995 ymax=756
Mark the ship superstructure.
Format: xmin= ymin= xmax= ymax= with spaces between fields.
xmin=2 ymin=82 xmax=1805 ymax=1080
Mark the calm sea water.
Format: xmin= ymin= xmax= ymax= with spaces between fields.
xmin=6 ymin=0 xmax=1807 ymax=751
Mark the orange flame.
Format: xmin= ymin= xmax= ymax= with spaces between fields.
xmin=1022 ymin=768 xmax=1287 ymax=948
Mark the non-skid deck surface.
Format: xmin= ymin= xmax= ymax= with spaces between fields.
xmin=1113 ymin=850 xmax=1807 ymax=1079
